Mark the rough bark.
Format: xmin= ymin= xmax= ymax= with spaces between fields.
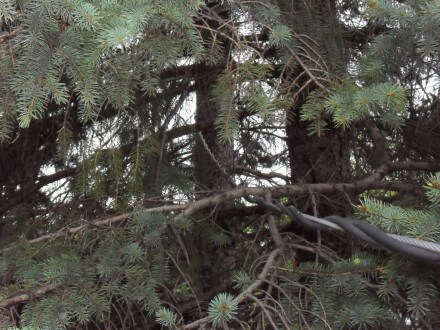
xmin=286 ymin=110 xmax=353 ymax=216
xmin=190 ymin=0 xmax=237 ymax=295
xmin=193 ymin=71 xmax=234 ymax=193
xmin=285 ymin=95 xmax=355 ymax=261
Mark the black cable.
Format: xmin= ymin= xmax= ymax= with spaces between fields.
xmin=352 ymin=220 xmax=440 ymax=263
xmin=324 ymin=216 xmax=383 ymax=248
xmin=197 ymin=132 xmax=440 ymax=263
xmin=248 ymin=196 xmax=325 ymax=230
xmin=280 ymin=203 xmax=329 ymax=231
xmin=246 ymin=195 xmax=440 ymax=264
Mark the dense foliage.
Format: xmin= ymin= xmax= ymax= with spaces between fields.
xmin=0 ymin=0 xmax=440 ymax=328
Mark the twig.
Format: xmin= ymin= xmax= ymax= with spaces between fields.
xmin=234 ymin=165 xmax=290 ymax=183
xmin=180 ymin=248 xmax=281 ymax=329
xmin=284 ymin=45 xmax=330 ymax=93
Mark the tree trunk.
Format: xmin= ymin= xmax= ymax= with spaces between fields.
xmin=189 ymin=0 xmax=236 ymax=295
xmin=286 ymin=109 xmax=353 ymax=217
xmin=285 ymin=93 xmax=355 ymax=261
xmin=193 ymin=71 xmax=234 ymax=193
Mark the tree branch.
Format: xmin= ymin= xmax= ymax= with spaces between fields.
xmin=0 ymin=159 xmax=438 ymax=307
xmin=1 ymin=160 xmax=439 ymax=254
xmin=234 ymin=165 xmax=290 ymax=183
xmin=180 ymin=248 xmax=281 ymax=329
xmin=0 ymin=162 xmax=440 ymax=255
xmin=0 ymin=284 xmax=58 ymax=308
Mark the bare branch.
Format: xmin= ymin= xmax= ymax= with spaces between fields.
xmin=180 ymin=248 xmax=281 ymax=329
xmin=0 ymin=284 xmax=58 ymax=309
xmin=234 ymin=165 xmax=290 ymax=183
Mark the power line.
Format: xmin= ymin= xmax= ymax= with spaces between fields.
xmin=249 ymin=196 xmax=440 ymax=264
xmin=197 ymin=132 xmax=440 ymax=264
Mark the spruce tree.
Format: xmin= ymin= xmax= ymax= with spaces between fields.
xmin=0 ymin=0 xmax=439 ymax=328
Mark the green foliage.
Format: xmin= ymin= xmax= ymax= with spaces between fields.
xmin=1 ymin=0 xmax=440 ymax=328
xmin=358 ymin=175 xmax=440 ymax=240
xmin=366 ymin=0 xmax=415 ymax=23
xmin=302 ymin=79 xmax=407 ymax=134
xmin=155 ymin=307 xmax=179 ymax=329
xmin=232 ymin=271 xmax=253 ymax=290
xmin=406 ymin=277 xmax=437 ymax=318
xmin=214 ymin=62 xmax=280 ymax=143
xmin=376 ymin=256 xmax=439 ymax=322
xmin=0 ymin=0 xmax=208 ymax=138
xmin=0 ymin=0 xmax=16 ymax=23
xmin=299 ymin=90 xmax=329 ymax=135
xmin=213 ymin=69 xmax=239 ymax=144
xmin=0 ymin=102 xmax=15 ymax=141
xmin=426 ymin=173 xmax=440 ymax=205
xmin=279 ymin=254 xmax=393 ymax=328
xmin=0 ymin=211 xmax=178 ymax=328
xmin=269 ymin=24 xmax=292 ymax=47
xmin=208 ymin=292 xmax=238 ymax=328
xmin=55 ymin=123 xmax=73 ymax=162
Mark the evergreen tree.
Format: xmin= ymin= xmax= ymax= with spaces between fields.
xmin=0 ymin=0 xmax=439 ymax=328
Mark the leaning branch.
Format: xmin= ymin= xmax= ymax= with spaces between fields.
xmin=284 ymin=45 xmax=330 ymax=93
xmin=0 ymin=284 xmax=58 ymax=309
xmin=0 ymin=160 xmax=439 ymax=307
xmin=3 ymin=160 xmax=440 ymax=254
xmin=0 ymin=29 xmax=20 ymax=44
xmin=0 ymin=204 xmax=186 ymax=254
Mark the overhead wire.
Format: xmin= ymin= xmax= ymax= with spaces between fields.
xmin=197 ymin=132 xmax=440 ymax=264
xmin=249 ymin=197 xmax=440 ymax=263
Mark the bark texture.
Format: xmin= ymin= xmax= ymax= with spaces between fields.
xmin=193 ymin=72 xmax=234 ymax=193
xmin=286 ymin=110 xmax=353 ymax=216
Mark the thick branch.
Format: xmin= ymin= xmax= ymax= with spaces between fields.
xmin=163 ymin=121 xmax=210 ymax=143
xmin=0 ymin=159 xmax=437 ymax=307
xmin=0 ymin=284 xmax=58 ymax=308
xmin=389 ymin=161 xmax=440 ymax=172
xmin=1 ymin=160 xmax=439 ymax=254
